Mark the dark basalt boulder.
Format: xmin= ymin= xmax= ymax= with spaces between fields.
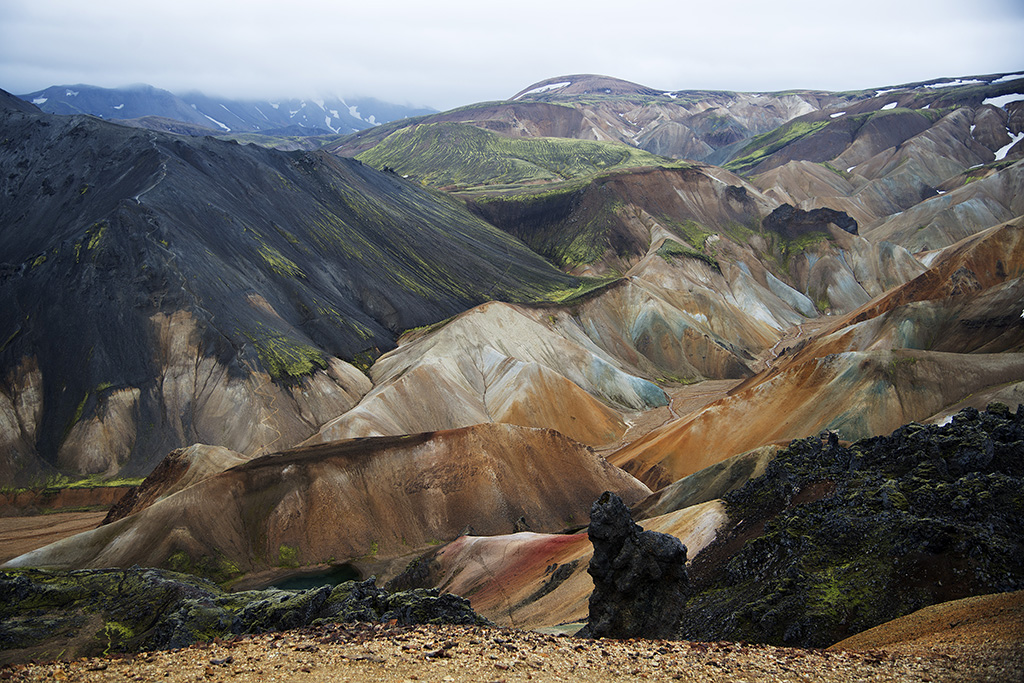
xmin=763 ymin=203 xmax=858 ymax=239
xmin=0 ymin=568 xmax=487 ymax=664
xmin=579 ymin=491 xmax=688 ymax=639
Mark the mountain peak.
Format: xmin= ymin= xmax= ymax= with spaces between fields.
xmin=511 ymin=74 xmax=665 ymax=100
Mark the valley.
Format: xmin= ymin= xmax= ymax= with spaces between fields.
xmin=1 ymin=68 xmax=1023 ymax=671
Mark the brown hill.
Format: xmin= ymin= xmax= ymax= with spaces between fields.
xmin=830 ymin=590 xmax=1024 ymax=652
xmin=3 ymin=423 xmax=650 ymax=585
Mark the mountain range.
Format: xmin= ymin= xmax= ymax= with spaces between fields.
xmin=1 ymin=67 xmax=1024 ymax=655
xmin=18 ymin=83 xmax=434 ymax=139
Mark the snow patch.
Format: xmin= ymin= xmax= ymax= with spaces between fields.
xmin=983 ymin=93 xmax=1024 ymax=109
xmin=203 ymin=114 xmax=231 ymax=132
xmin=936 ymin=190 xmax=946 ymax=194
xmin=514 ymin=81 xmax=571 ymax=99
xmin=324 ymin=116 xmax=337 ymax=133
xmin=113 ymin=104 xmax=124 ymax=110
xmin=269 ymin=102 xmax=280 ymax=109
xmin=881 ymin=102 xmax=898 ymax=110
xmin=330 ymin=109 xmax=339 ymax=119
xmin=347 ymin=105 xmax=362 ymax=121
xmin=846 ymin=165 xmax=857 ymax=173
xmin=830 ymin=111 xmax=846 ymax=118
xmin=875 ymin=88 xmax=901 ymax=96
xmin=289 ymin=109 xmax=300 ymax=117
xmin=65 ymin=89 xmax=79 ymax=97
xmin=312 ymin=98 xmax=325 ymax=109
xmin=992 ymin=73 xmax=1024 ymax=85
xmin=368 ymin=115 xmax=378 ymax=125
xmin=925 ymin=78 xmax=984 ymax=89
xmin=936 ymin=415 xmax=953 ymax=427
xmin=663 ymin=92 xmax=678 ymax=99
xmin=994 ymin=131 xmax=1024 ymax=161
xmin=32 ymin=97 xmax=47 ymax=105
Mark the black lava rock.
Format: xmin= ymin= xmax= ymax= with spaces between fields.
xmin=580 ymin=491 xmax=688 ymax=639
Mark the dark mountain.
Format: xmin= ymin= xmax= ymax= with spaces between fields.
xmin=18 ymin=84 xmax=435 ymax=137
xmin=0 ymin=89 xmax=577 ymax=483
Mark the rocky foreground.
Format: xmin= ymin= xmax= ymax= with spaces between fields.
xmin=1 ymin=617 xmax=1021 ymax=683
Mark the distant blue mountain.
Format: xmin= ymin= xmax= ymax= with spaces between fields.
xmin=18 ymin=84 xmax=434 ymax=136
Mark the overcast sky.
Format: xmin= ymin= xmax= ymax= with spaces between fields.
xmin=2 ymin=0 xmax=1022 ymax=110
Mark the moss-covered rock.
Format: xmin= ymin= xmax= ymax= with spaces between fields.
xmin=677 ymin=404 xmax=1024 ymax=648
xmin=0 ymin=569 xmax=486 ymax=665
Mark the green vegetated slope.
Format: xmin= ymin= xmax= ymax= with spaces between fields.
xmin=356 ymin=121 xmax=685 ymax=190
xmin=677 ymin=404 xmax=1024 ymax=648
xmin=723 ymin=108 xmax=950 ymax=176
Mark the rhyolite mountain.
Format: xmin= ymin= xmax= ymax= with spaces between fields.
xmin=0 ymin=91 xmax=581 ymax=483
xmin=18 ymin=83 xmax=434 ymax=137
xmin=3 ymin=66 xmax=1024 ymax=657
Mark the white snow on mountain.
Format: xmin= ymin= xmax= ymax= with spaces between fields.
xmin=983 ymin=93 xmax=1024 ymax=109
xmin=514 ymin=81 xmax=571 ymax=99
xmin=203 ymin=114 xmax=230 ymax=131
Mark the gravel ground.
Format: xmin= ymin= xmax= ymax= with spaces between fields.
xmin=3 ymin=622 xmax=1020 ymax=683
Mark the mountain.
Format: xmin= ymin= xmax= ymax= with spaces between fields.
xmin=18 ymin=83 xmax=435 ymax=137
xmin=4 ymin=423 xmax=651 ymax=582
xmin=0 ymin=90 xmax=578 ymax=483
xmin=3 ymin=67 xmax=1024 ymax=659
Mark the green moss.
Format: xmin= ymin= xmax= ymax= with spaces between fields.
xmin=242 ymin=326 xmax=328 ymax=382
xmin=102 ymin=621 xmax=134 ymax=656
xmin=164 ymin=550 xmax=243 ymax=584
xmin=85 ymin=222 xmax=107 ymax=251
xmin=356 ymin=121 xmax=686 ymax=190
xmin=62 ymin=392 xmax=90 ymax=441
xmin=257 ymin=243 xmax=305 ymax=277
xmin=30 ymin=253 xmax=47 ymax=268
xmin=725 ymin=119 xmax=830 ymax=174
xmin=0 ymin=327 xmax=21 ymax=354
xmin=278 ymin=545 xmax=299 ymax=568
xmin=656 ymin=239 xmax=720 ymax=271
xmin=539 ymin=276 xmax=621 ymax=305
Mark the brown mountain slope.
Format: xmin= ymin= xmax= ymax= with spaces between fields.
xmin=3 ymin=423 xmax=650 ymax=585
xmin=609 ymin=219 xmax=1024 ymax=488
xmin=830 ymin=590 xmax=1024 ymax=652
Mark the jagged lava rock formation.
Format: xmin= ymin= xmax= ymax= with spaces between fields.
xmin=578 ymin=491 xmax=688 ymax=639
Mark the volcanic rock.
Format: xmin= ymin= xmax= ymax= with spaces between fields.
xmin=762 ymin=203 xmax=858 ymax=239
xmin=676 ymin=404 xmax=1024 ymax=648
xmin=579 ymin=491 xmax=688 ymax=639
xmin=0 ymin=567 xmax=484 ymax=664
